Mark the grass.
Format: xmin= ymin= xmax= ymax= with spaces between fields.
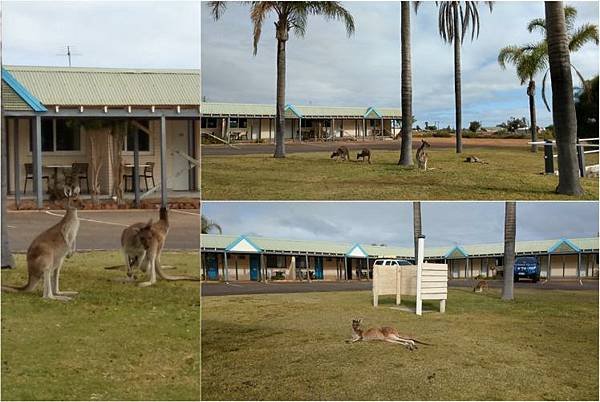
xmin=1 ymin=251 xmax=200 ymax=401
xmin=202 ymin=288 xmax=599 ymax=400
xmin=202 ymin=147 xmax=599 ymax=200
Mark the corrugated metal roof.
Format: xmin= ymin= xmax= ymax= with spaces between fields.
xmin=3 ymin=65 xmax=200 ymax=107
xmin=201 ymin=235 xmax=599 ymax=258
xmin=201 ymin=102 xmax=401 ymax=118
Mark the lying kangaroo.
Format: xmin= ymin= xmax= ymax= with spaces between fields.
xmin=416 ymin=140 xmax=431 ymax=170
xmin=2 ymin=186 xmax=81 ymax=301
xmin=473 ymin=280 xmax=489 ymax=293
xmin=330 ymin=146 xmax=350 ymax=161
xmin=464 ymin=155 xmax=488 ymax=164
xmin=356 ymin=148 xmax=371 ymax=164
xmin=348 ymin=319 xmax=431 ymax=351
xmin=122 ymin=207 xmax=199 ymax=287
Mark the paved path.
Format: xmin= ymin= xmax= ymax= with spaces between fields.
xmin=202 ymin=278 xmax=598 ymax=296
xmin=6 ymin=209 xmax=199 ymax=251
xmin=202 ymin=137 xmax=530 ymax=156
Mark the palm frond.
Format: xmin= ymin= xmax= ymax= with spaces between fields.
xmin=541 ymin=68 xmax=551 ymax=112
xmin=563 ymin=5 xmax=578 ymax=32
xmin=208 ymin=1 xmax=227 ymax=20
xmin=250 ymin=2 xmax=277 ymax=55
xmin=527 ymin=17 xmax=546 ymax=34
xmin=301 ymin=1 xmax=355 ymax=37
xmin=568 ymin=23 xmax=599 ymax=52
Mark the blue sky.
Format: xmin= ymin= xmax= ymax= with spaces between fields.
xmin=202 ymin=1 xmax=599 ymax=128
xmin=202 ymin=202 xmax=599 ymax=248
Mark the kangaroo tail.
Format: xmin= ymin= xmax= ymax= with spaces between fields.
xmin=2 ymin=274 xmax=40 ymax=293
xmin=155 ymin=264 xmax=199 ymax=281
xmin=104 ymin=264 xmax=126 ymax=270
xmin=412 ymin=339 xmax=433 ymax=346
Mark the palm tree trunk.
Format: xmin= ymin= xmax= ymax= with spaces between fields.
xmin=1 ymin=117 xmax=15 ymax=268
xmin=413 ymin=201 xmax=422 ymax=265
xmin=502 ymin=201 xmax=516 ymax=301
xmin=273 ymin=38 xmax=287 ymax=158
xmin=545 ymin=1 xmax=583 ymax=195
xmin=453 ymin=3 xmax=462 ymax=154
xmin=528 ymin=80 xmax=538 ymax=153
xmin=398 ymin=2 xmax=413 ymax=166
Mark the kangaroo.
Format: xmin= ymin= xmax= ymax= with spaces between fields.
xmin=347 ymin=319 xmax=431 ymax=351
xmin=330 ymin=146 xmax=350 ymax=162
xmin=2 ymin=186 xmax=81 ymax=301
xmin=120 ymin=219 xmax=155 ymax=281
xmin=416 ymin=140 xmax=430 ymax=170
xmin=356 ymin=148 xmax=371 ymax=164
xmin=473 ymin=280 xmax=489 ymax=293
xmin=464 ymin=155 xmax=489 ymax=164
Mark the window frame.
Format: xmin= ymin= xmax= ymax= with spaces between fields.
xmin=29 ymin=118 xmax=85 ymax=156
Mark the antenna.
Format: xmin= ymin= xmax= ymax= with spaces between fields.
xmin=56 ymin=45 xmax=82 ymax=67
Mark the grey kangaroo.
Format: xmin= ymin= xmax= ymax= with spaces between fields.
xmin=330 ymin=146 xmax=350 ymax=161
xmin=2 ymin=186 xmax=81 ymax=301
xmin=356 ymin=148 xmax=371 ymax=164
xmin=348 ymin=319 xmax=431 ymax=351
xmin=416 ymin=140 xmax=431 ymax=170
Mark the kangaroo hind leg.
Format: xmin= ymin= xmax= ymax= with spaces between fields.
xmin=52 ymin=259 xmax=78 ymax=297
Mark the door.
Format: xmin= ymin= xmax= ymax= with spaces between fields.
xmin=249 ymin=254 xmax=260 ymax=281
xmin=315 ymin=257 xmax=323 ymax=280
xmin=206 ymin=254 xmax=218 ymax=281
xmin=167 ymin=120 xmax=190 ymax=191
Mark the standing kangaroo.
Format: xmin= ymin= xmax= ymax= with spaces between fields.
xmin=416 ymin=139 xmax=431 ymax=170
xmin=348 ymin=319 xmax=431 ymax=351
xmin=330 ymin=146 xmax=350 ymax=161
xmin=356 ymin=148 xmax=371 ymax=164
xmin=120 ymin=219 xmax=155 ymax=281
xmin=2 ymin=186 xmax=81 ymax=301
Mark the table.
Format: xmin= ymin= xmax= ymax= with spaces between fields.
xmin=43 ymin=164 xmax=72 ymax=193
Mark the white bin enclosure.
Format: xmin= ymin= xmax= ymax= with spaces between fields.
xmin=372 ymin=262 xmax=448 ymax=315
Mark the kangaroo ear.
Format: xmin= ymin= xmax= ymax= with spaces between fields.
xmin=64 ymin=186 xmax=71 ymax=198
xmin=73 ymin=186 xmax=81 ymax=196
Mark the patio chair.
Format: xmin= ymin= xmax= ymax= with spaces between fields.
xmin=23 ymin=163 xmax=50 ymax=194
xmin=142 ymin=162 xmax=156 ymax=190
xmin=71 ymin=162 xmax=90 ymax=193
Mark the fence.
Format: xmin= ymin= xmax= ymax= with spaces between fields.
xmin=528 ymin=137 xmax=599 ymax=177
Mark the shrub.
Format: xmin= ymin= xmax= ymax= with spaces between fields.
xmin=469 ymin=121 xmax=482 ymax=132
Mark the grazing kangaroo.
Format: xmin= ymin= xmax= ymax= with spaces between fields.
xmin=347 ymin=319 xmax=431 ymax=351
xmin=473 ymin=280 xmax=489 ymax=293
xmin=120 ymin=219 xmax=155 ymax=281
xmin=330 ymin=146 xmax=350 ymax=161
xmin=464 ymin=155 xmax=489 ymax=164
xmin=356 ymin=148 xmax=371 ymax=164
xmin=416 ymin=140 xmax=430 ymax=170
xmin=2 ymin=186 xmax=81 ymax=301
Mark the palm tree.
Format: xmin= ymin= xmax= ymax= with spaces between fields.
xmin=1 ymin=120 xmax=15 ymax=269
xmin=201 ymin=216 xmax=222 ymax=234
xmin=398 ymin=2 xmax=418 ymax=166
xmin=436 ymin=1 xmax=493 ymax=154
xmin=498 ymin=45 xmax=547 ymax=152
xmin=209 ymin=1 xmax=355 ymax=158
xmin=501 ymin=202 xmax=516 ymax=301
xmin=413 ymin=201 xmax=422 ymax=265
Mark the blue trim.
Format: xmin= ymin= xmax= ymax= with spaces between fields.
xmin=1 ymin=68 xmax=47 ymax=112
xmin=363 ymin=106 xmax=382 ymax=118
xmin=444 ymin=245 xmax=469 ymax=258
xmin=225 ymin=235 xmax=263 ymax=252
xmin=548 ymin=238 xmax=581 ymax=253
xmin=285 ymin=104 xmax=303 ymax=118
xmin=346 ymin=243 xmax=369 ymax=257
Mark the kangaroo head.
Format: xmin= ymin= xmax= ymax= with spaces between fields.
xmin=421 ymin=139 xmax=431 ymax=148
xmin=352 ymin=318 xmax=363 ymax=330
xmin=63 ymin=185 xmax=82 ymax=210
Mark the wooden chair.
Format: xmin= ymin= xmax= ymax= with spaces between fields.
xmin=142 ymin=162 xmax=156 ymax=190
xmin=71 ymin=162 xmax=90 ymax=193
xmin=24 ymin=163 xmax=49 ymax=194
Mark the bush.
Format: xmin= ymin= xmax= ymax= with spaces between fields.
xmin=469 ymin=121 xmax=482 ymax=132
xmin=432 ymin=130 xmax=453 ymax=138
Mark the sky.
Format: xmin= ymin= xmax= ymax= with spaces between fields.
xmin=201 ymin=1 xmax=599 ymax=128
xmin=201 ymin=201 xmax=599 ymax=248
xmin=1 ymin=0 xmax=200 ymax=69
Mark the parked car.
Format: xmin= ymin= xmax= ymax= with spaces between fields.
xmin=514 ymin=256 xmax=540 ymax=282
xmin=372 ymin=259 xmax=413 ymax=268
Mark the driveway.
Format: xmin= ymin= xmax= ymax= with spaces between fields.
xmin=6 ymin=209 xmax=199 ymax=251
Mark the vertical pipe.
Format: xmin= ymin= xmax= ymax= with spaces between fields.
xmin=13 ymin=119 xmax=21 ymax=207
xmin=133 ymin=124 xmax=140 ymax=208
xmin=32 ymin=115 xmax=43 ymax=209
xmin=416 ymin=235 xmax=425 ymax=316
xmin=160 ymin=116 xmax=167 ymax=208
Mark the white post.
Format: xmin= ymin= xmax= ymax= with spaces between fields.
xmin=373 ymin=266 xmax=378 ymax=307
xmin=416 ymin=235 xmax=425 ymax=316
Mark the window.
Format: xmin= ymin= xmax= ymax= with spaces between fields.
xmin=31 ymin=119 xmax=81 ymax=152
xmin=201 ymin=117 xmax=217 ymax=128
xmin=229 ymin=118 xmax=247 ymax=128
xmin=300 ymin=120 xmax=312 ymax=128
xmin=124 ymin=121 xmax=151 ymax=152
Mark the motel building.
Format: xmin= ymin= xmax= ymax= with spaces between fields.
xmin=200 ymin=102 xmax=401 ymax=142
xmin=200 ymin=234 xmax=599 ymax=282
xmin=1 ymin=65 xmax=200 ymax=208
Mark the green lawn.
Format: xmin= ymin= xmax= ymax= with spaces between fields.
xmin=202 ymin=147 xmax=599 ymax=200
xmin=202 ymin=289 xmax=599 ymax=400
xmin=1 ymin=251 xmax=200 ymax=401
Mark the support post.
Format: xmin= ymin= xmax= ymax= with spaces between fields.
xmin=344 ymin=256 xmax=348 ymax=280
xmin=258 ymin=118 xmax=262 ymax=143
xmin=32 ymin=115 xmax=43 ymax=209
xmin=366 ymin=257 xmax=370 ymax=281
xmin=544 ymin=140 xmax=554 ymax=174
xmin=380 ymin=117 xmax=384 ymax=139
xmin=305 ymin=254 xmax=310 ymax=282
xmin=133 ymin=125 xmax=140 ymax=208
xmin=299 ymin=118 xmax=302 ymax=142
xmin=576 ymin=139 xmax=585 ymax=177
xmin=547 ymin=253 xmax=551 ymax=280
xmin=188 ymin=119 xmax=196 ymax=191
xmin=159 ymin=115 xmax=167 ymax=208
xmin=223 ymin=251 xmax=229 ymax=282
xmin=331 ymin=118 xmax=334 ymax=140
xmin=395 ymin=263 xmax=401 ymax=305
xmin=577 ymin=252 xmax=581 ymax=281
xmin=13 ymin=119 xmax=21 ymax=207
xmin=416 ymin=235 xmax=425 ymax=316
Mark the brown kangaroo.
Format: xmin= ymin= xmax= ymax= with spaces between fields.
xmin=473 ymin=280 xmax=489 ymax=293
xmin=330 ymin=146 xmax=350 ymax=161
xmin=356 ymin=148 xmax=371 ymax=164
xmin=348 ymin=319 xmax=431 ymax=351
xmin=416 ymin=140 xmax=430 ymax=170
xmin=120 ymin=219 xmax=155 ymax=281
xmin=2 ymin=186 xmax=82 ymax=301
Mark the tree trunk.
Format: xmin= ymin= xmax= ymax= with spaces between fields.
xmin=545 ymin=1 xmax=583 ymax=195
xmin=1 ymin=117 xmax=15 ymax=268
xmin=528 ymin=80 xmax=538 ymax=153
xmin=502 ymin=201 xmax=516 ymax=301
xmin=413 ymin=201 xmax=422 ymax=265
xmin=398 ymin=2 xmax=413 ymax=166
xmin=453 ymin=3 xmax=463 ymax=154
xmin=273 ymin=38 xmax=287 ymax=158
